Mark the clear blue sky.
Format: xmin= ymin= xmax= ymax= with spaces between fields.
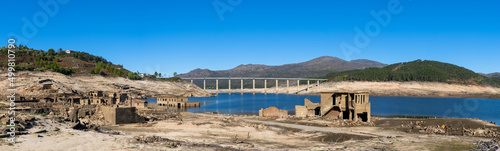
xmin=2 ymin=0 xmax=499 ymax=76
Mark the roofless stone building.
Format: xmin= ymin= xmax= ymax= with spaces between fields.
xmin=296 ymin=91 xmax=371 ymax=122
xmin=156 ymin=96 xmax=200 ymax=108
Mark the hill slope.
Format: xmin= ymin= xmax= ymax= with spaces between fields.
xmin=325 ymin=60 xmax=500 ymax=87
xmin=179 ymin=56 xmax=387 ymax=78
xmin=0 ymin=45 xmax=142 ymax=79
xmin=481 ymin=72 xmax=500 ymax=78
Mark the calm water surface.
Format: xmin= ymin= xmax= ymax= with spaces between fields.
xmin=144 ymin=93 xmax=500 ymax=124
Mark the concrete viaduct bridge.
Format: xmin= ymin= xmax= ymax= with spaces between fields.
xmin=182 ymin=77 xmax=328 ymax=95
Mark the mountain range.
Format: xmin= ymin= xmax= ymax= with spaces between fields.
xmin=480 ymin=72 xmax=500 ymax=78
xmin=178 ymin=56 xmax=387 ymax=78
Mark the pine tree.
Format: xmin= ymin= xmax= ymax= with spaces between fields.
xmin=48 ymin=49 xmax=55 ymax=56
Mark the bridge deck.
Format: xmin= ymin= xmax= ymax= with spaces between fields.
xmin=181 ymin=77 xmax=328 ymax=80
xmin=180 ymin=77 xmax=327 ymax=94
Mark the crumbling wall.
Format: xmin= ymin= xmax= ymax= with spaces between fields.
xmin=295 ymin=98 xmax=321 ymax=117
xmin=259 ymin=107 xmax=287 ymax=118
xmin=102 ymin=106 xmax=116 ymax=125
xmin=101 ymin=106 xmax=144 ymax=125
xmin=295 ymin=105 xmax=308 ymax=117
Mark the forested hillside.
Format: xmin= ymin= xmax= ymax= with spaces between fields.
xmin=0 ymin=45 xmax=141 ymax=80
xmin=325 ymin=60 xmax=500 ymax=87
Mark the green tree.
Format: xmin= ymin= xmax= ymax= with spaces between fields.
xmin=48 ymin=49 xmax=55 ymax=56
xmin=173 ymin=72 xmax=177 ymax=77
xmin=128 ymin=72 xmax=141 ymax=80
xmin=14 ymin=63 xmax=31 ymax=70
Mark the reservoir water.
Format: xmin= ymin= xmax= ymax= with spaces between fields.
xmin=143 ymin=93 xmax=500 ymax=125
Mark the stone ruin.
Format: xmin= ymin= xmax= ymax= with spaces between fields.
xmin=259 ymin=106 xmax=288 ymax=118
xmin=295 ymin=91 xmax=371 ymax=122
xmin=101 ymin=106 xmax=145 ymax=125
xmin=295 ymin=98 xmax=320 ymax=118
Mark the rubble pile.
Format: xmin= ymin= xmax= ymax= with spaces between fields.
xmin=464 ymin=127 xmax=498 ymax=137
xmin=218 ymin=117 xmax=242 ymax=127
xmin=245 ymin=123 xmax=269 ymax=130
xmin=476 ymin=138 xmax=499 ymax=150
xmin=0 ymin=114 xmax=35 ymax=134
xmin=143 ymin=112 xmax=182 ymax=122
xmin=133 ymin=135 xmax=242 ymax=150
xmin=401 ymin=121 xmax=499 ymax=137
xmin=418 ymin=125 xmax=446 ymax=134
xmin=401 ymin=121 xmax=425 ymax=128
xmin=335 ymin=119 xmax=375 ymax=126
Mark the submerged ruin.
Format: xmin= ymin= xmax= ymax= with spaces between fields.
xmin=157 ymin=96 xmax=200 ymax=108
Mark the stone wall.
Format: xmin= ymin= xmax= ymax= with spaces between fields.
xmin=295 ymin=98 xmax=321 ymax=117
xmin=102 ymin=106 xmax=144 ymax=125
xmin=259 ymin=107 xmax=288 ymax=118
xmin=294 ymin=105 xmax=308 ymax=117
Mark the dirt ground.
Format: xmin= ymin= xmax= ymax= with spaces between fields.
xmin=0 ymin=71 xmax=212 ymax=99
xmin=2 ymin=112 xmax=497 ymax=151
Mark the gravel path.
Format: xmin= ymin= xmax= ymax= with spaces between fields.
xmin=242 ymin=119 xmax=381 ymax=137
xmin=200 ymin=114 xmax=383 ymax=137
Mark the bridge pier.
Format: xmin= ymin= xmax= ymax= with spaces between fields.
xmin=241 ymin=79 xmax=243 ymax=95
xmin=275 ymin=79 xmax=278 ymax=94
xmin=252 ymin=79 xmax=255 ymax=95
xmin=264 ymin=79 xmax=267 ymax=95
xmin=317 ymin=80 xmax=319 ymax=86
xmin=216 ymin=78 xmax=219 ymax=95
xmin=297 ymin=80 xmax=300 ymax=94
xmin=203 ymin=79 xmax=206 ymax=90
xmin=307 ymin=80 xmax=310 ymax=91
xmin=287 ymin=80 xmax=289 ymax=94
xmin=228 ymin=78 xmax=231 ymax=95
xmin=191 ymin=79 xmax=193 ymax=83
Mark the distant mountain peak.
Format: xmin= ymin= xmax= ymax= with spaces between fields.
xmin=311 ymin=56 xmax=341 ymax=60
xmin=178 ymin=56 xmax=387 ymax=78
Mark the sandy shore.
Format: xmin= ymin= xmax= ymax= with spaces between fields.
xmin=207 ymin=81 xmax=500 ymax=99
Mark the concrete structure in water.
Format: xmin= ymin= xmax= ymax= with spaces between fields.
xmin=295 ymin=91 xmax=371 ymax=122
xmin=156 ymin=96 xmax=200 ymax=108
